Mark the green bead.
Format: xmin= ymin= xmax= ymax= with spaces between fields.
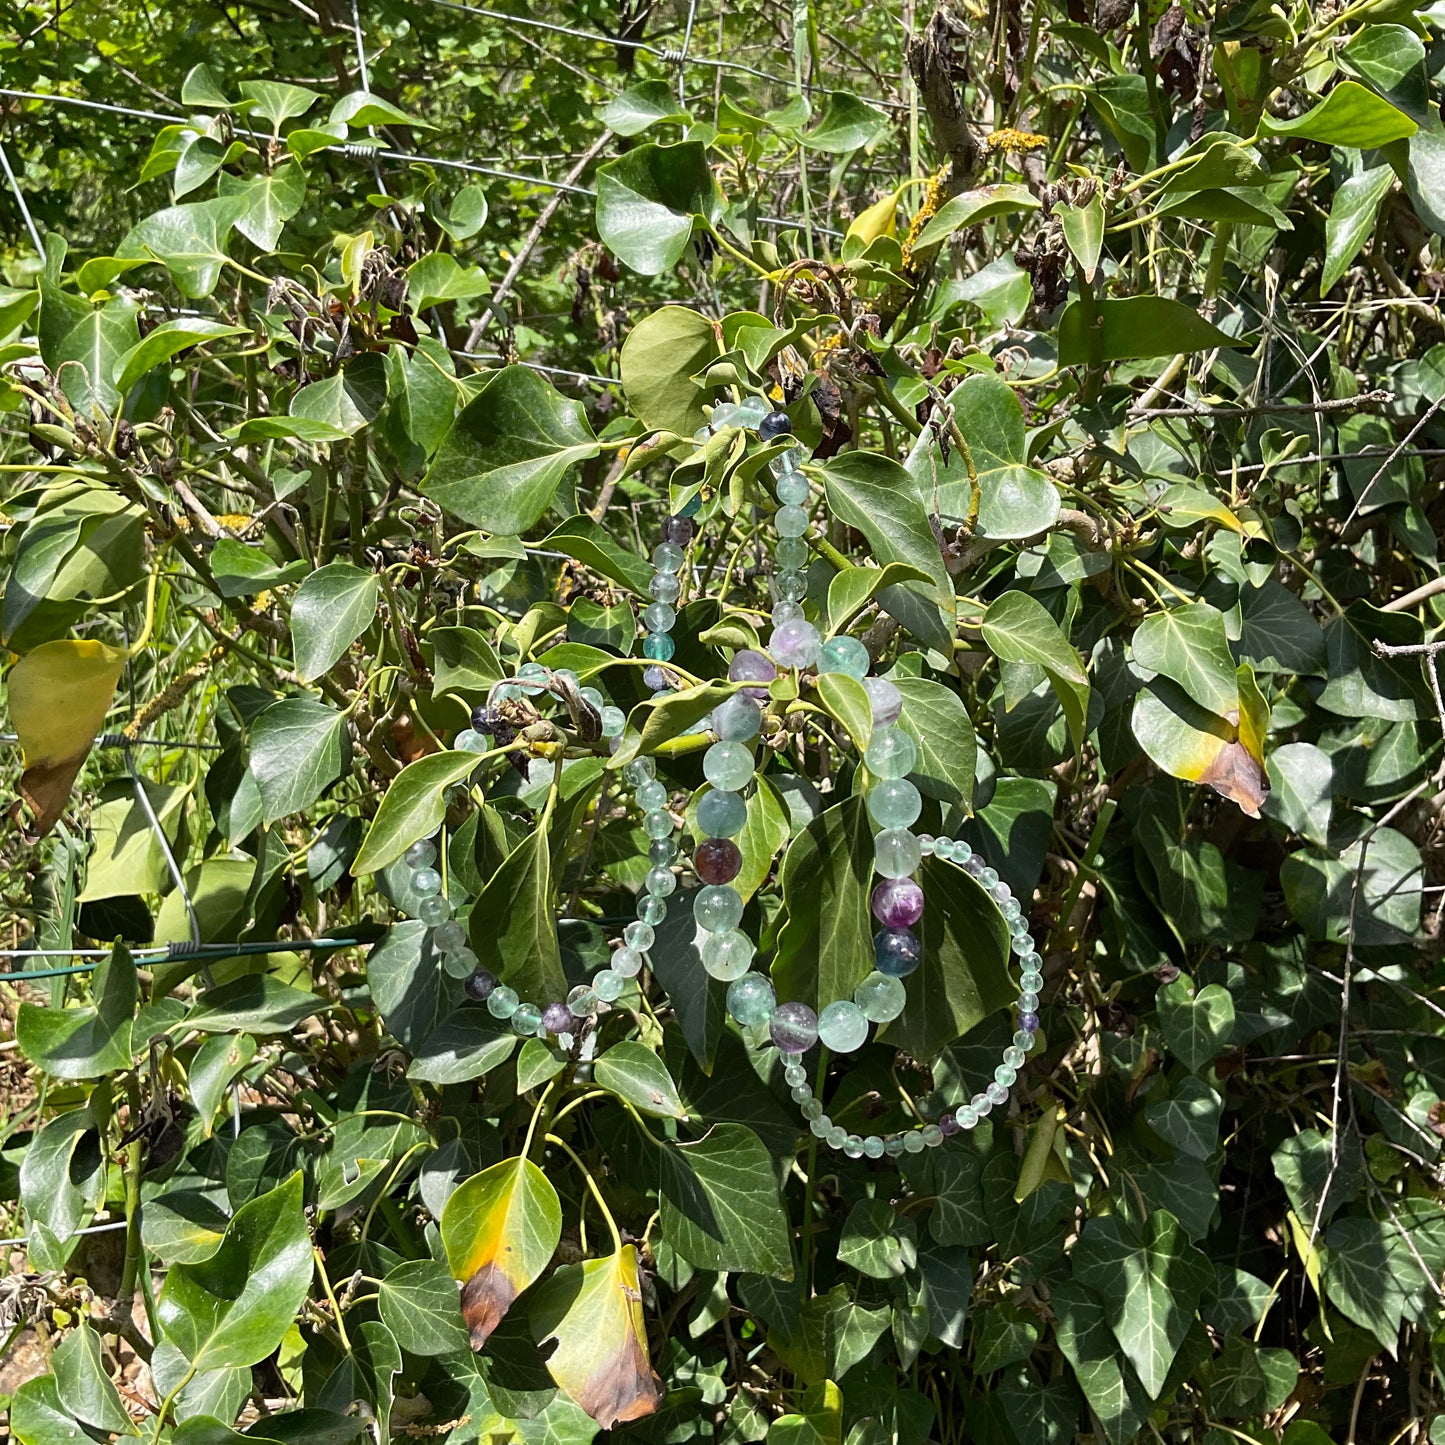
xmin=643 ymin=633 xmax=676 ymax=661
xmin=825 ymin=1126 xmax=847 ymax=1149
xmin=694 ymin=884 xmax=743 ymax=932
xmin=801 ymin=1097 xmax=824 ymax=1121
xmin=863 ymin=1135 xmax=885 ymax=1158
xmin=921 ymin=1124 xmax=944 ymax=1147
xmin=704 ymin=740 xmax=755 ymax=791
xmin=637 ymin=894 xmax=666 ymax=925
xmin=487 ymin=985 xmax=519 ymax=1019
xmin=854 ymin=971 xmax=907 ymax=1024
xmin=599 ymin=706 xmax=625 ymax=737
xmin=775 ymin=471 xmax=810 ymax=507
xmin=512 ymin=1002 xmax=542 ymax=1035
xmin=874 ymin=828 xmax=921 ymax=879
xmin=867 ymin=777 xmax=922 ymax=829
xmin=903 ymin=1131 xmax=926 ymax=1154
xmin=594 ymin=968 xmax=625 ymax=1002
xmin=697 ymin=788 xmax=748 ymax=837
xmin=864 ymin=727 xmax=917 ymax=779
xmin=727 ymin=972 xmax=776 ymax=1026
xmin=701 ymin=928 xmax=755 ymax=980
xmin=817 ymin=999 xmax=869 ymax=1053
xmin=819 ymin=635 xmax=870 ymax=680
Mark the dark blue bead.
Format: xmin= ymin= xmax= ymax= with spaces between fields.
xmin=1019 ymin=1010 xmax=1040 ymax=1033
xmin=662 ymin=515 xmax=695 ymax=546
xmin=471 ymin=705 xmax=494 ymax=733
xmin=874 ymin=927 xmax=921 ymax=977
xmin=759 ymin=410 xmax=793 ymax=440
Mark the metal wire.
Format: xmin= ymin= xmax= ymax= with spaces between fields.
xmin=0 ymin=1219 xmax=129 ymax=1250
xmin=0 ymin=936 xmax=366 ymax=982
xmin=0 ymin=139 xmax=43 ymax=253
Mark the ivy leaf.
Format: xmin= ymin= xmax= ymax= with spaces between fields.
xmin=219 ymin=163 xmax=307 ymax=252
xmin=595 ymin=142 xmax=726 ymax=274
xmin=530 ymin=1246 xmax=664 ymax=1427
xmin=1058 ymin=192 xmax=1105 ymax=280
xmin=599 ymin=80 xmax=691 ymax=136
xmin=611 ymin=679 xmax=740 ymax=770
xmin=1321 ymin=165 xmax=1394 ymax=296
xmin=407 ymin=253 xmax=491 ymax=311
xmin=378 ymin=1258 xmax=472 ymax=1357
xmin=1057 ymin=296 xmax=1241 ymax=366
xmin=249 ymin=697 xmax=351 ymax=824
xmin=768 ymin=1380 xmax=843 ymax=1445
xmin=1071 ymin=1210 xmax=1212 ymax=1399
xmin=290 ymin=561 xmax=379 ymax=681
xmin=117 ymin=198 xmax=244 ymax=298
xmin=427 ymin=626 xmax=504 ymax=698
xmin=238 ymin=79 xmax=320 ymax=125
xmin=423 ymin=366 xmax=600 ymax=533
xmin=912 ymin=184 xmax=1041 ymax=249
xmin=1131 ymin=603 xmax=1238 ymax=717
xmin=889 ymin=676 xmax=977 ymax=809
xmin=1052 ymin=1280 xmax=1152 ymax=1444
xmin=801 ymin=92 xmax=888 ymax=152
xmin=772 ymin=795 xmax=874 ymax=1012
xmin=53 ymin=1319 xmax=136 ymax=1436
xmin=469 ymin=825 xmax=567 ymax=1003
xmin=441 ymin=1157 xmax=562 ymax=1348
xmin=185 ymin=976 xmax=324 ymax=1035
xmin=657 ymin=1123 xmax=793 ymax=1277
xmin=20 ymin=1107 xmax=106 ymax=1272
xmin=882 ymin=855 xmax=1013 ymax=1058
xmin=982 ymin=591 xmax=1090 ymax=753
xmin=826 ymin=562 xmax=933 ymax=634
xmin=816 ymin=672 xmax=873 ymax=753
xmin=289 ymin=354 xmax=387 ymax=438
xmin=541 ymin=515 xmax=655 ymax=595
xmin=595 ymin=1041 xmax=689 ymax=1120
xmin=113 ymin=318 xmax=248 ymax=394
xmin=906 ymin=375 xmax=1061 ymax=540
xmin=1156 ymin=979 xmax=1235 ymax=1073
xmin=1318 ymin=601 xmax=1426 ymax=722
xmin=1261 ymin=80 xmax=1416 ymax=147
xmin=353 ymin=751 xmax=483 ymax=874
xmin=157 ymin=1173 xmax=312 ymax=1370
xmin=17 ymin=942 xmax=136 ymax=1080
xmin=1143 ymin=1076 xmax=1221 ymax=1160
xmin=620 ymin=305 xmax=719 ymax=437
xmin=208 ymin=538 xmax=309 ymax=598
xmin=8 ymin=635 xmax=127 ymax=836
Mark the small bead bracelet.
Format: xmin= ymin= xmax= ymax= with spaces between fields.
xmin=721 ymin=835 xmax=1042 ymax=1157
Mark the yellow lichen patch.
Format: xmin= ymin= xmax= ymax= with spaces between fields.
xmin=986 ymin=128 xmax=1049 ymax=153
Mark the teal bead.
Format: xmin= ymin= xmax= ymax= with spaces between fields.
xmin=712 ymin=694 xmax=762 ymax=741
xmin=819 ymin=635 xmax=870 ymax=680
xmin=921 ymin=1124 xmax=944 ymax=1148
xmin=884 ymin=1136 xmax=906 ymax=1157
xmin=697 ymin=788 xmax=748 ymax=838
xmin=704 ymin=740 xmax=755 ymax=791
xmin=636 ymin=779 xmax=667 ymax=811
xmin=594 ymin=968 xmax=625 ymax=1002
xmin=694 ymin=884 xmax=744 ymax=932
xmin=644 ymin=809 xmax=674 ymax=840
xmin=874 ymin=828 xmax=922 ymax=879
xmin=512 ymin=1002 xmax=543 ymax=1035
xmin=599 ymin=706 xmax=626 ymax=737
xmin=726 ymin=972 xmax=776 ymax=1026
xmin=867 ymin=778 xmax=922 ymax=829
xmin=854 ymin=971 xmax=907 ymax=1024
xmin=412 ymin=867 xmax=442 ymax=897
xmin=643 ymin=633 xmax=676 ymax=661
xmin=487 ymin=985 xmax=520 ymax=1020
xmin=810 ymin=1115 xmax=832 ymax=1138
xmin=1008 ymin=916 xmax=1029 ymax=937
xmin=776 ymin=535 xmax=810 ymax=569
xmin=784 ymin=1061 xmax=808 ymax=1086
xmin=1003 ymin=1046 xmax=1026 ymax=1068
xmin=1019 ymin=990 xmax=1039 ymax=1011
xmin=903 ymin=1131 xmax=926 ymax=1154
xmin=643 ymin=601 xmax=677 ymax=634
xmin=776 ymin=505 xmax=810 ymax=537
xmin=581 ymin=686 xmax=605 ymax=708
xmin=453 ymin=728 xmax=489 ymax=753
xmin=623 ymin=758 xmax=655 ymax=786
xmin=517 ymin=661 xmax=550 ymax=692
xmin=405 ymin=840 xmax=437 ymax=870
xmin=986 ymin=1081 xmax=1009 ymax=1105
xmin=419 ymin=894 xmax=452 ymax=926
xmin=791 ymin=1084 xmax=812 ymax=1104
xmin=650 ymin=571 xmax=682 ymax=603
xmin=995 ymin=1063 xmax=1017 ymax=1087
xmin=568 ymin=985 xmax=599 ymax=1018
xmin=957 ymin=1105 xmax=979 ymax=1130
xmin=637 ymin=894 xmax=666 ymax=925
xmin=775 ymin=471 xmax=809 ymax=506
xmin=652 ymin=542 xmax=685 ymax=572
xmin=818 ymin=999 xmax=869 ymax=1053
xmin=979 ymin=867 xmax=1000 ymax=889
xmin=1011 ymin=935 xmax=1034 ymax=956
xmin=444 ymin=948 xmax=478 ymax=978
xmin=801 ymin=1097 xmax=824 ymax=1121
xmin=933 ymin=837 xmax=954 ymax=860
xmin=645 ymin=866 xmax=677 ymax=897
xmin=1012 ymin=1029 xmax=1034 ymax=1051
xmin=844 ymin=1135 xmax=865 ymax=1158
xmin=864 ymin=727 xmax=917 ymax=779
xmin=702 ymin=928 xmax=755 ymax=980
xmin=863 ymin=1135 xmax=885 ymax=1158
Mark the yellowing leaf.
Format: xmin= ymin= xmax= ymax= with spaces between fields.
xmin=531 ymin=1245 xmax=663 ymax=1428
xmin=846 ymin=189 xmax=899 ymax=246
xmin=1015 ymin=1100 xmax=1070 ymax=1202
xmin=440 ymin=1157 xmax=561 ymax=1349
xmin=8 ymin=638 xmax=127 ymax=835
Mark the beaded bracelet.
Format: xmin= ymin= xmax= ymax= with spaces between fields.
xmin=672 ymin=406 xmax=1042 ymax=1153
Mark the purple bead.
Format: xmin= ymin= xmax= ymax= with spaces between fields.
xmin=694 ymin=837 xmax=742 ymax=885
xmin=1018 ymin=1010 xmax=1040 ymax=1034
xmin=464 ymin=969 xmax=498 ymax=1002
xmin=769 ymin=1001 xmax=819 ymax=1054
xmin=729 ymin=648 xmax=777 ymax=701
xmin=939 ymin=1112 xmax=961 ymax=1137
xmin=759 ymin=410 xmax=793 ymax=440
xmin=662 ymin=515 xmax=695 ymax=546
xmin=872 ymin=878 xmax=924 ymax=929
xmin=875 ymin=927 xmax=922 ymax=977
xmin=863 ymin=677 xmax=902 ymax=726
xmin=644 ymin=665 xmax=673 ymax=691
xmin=769 ymin=618 xmax=821 ymax=670
xmin=542 ymin=1001 xmax=574 ymax=1035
